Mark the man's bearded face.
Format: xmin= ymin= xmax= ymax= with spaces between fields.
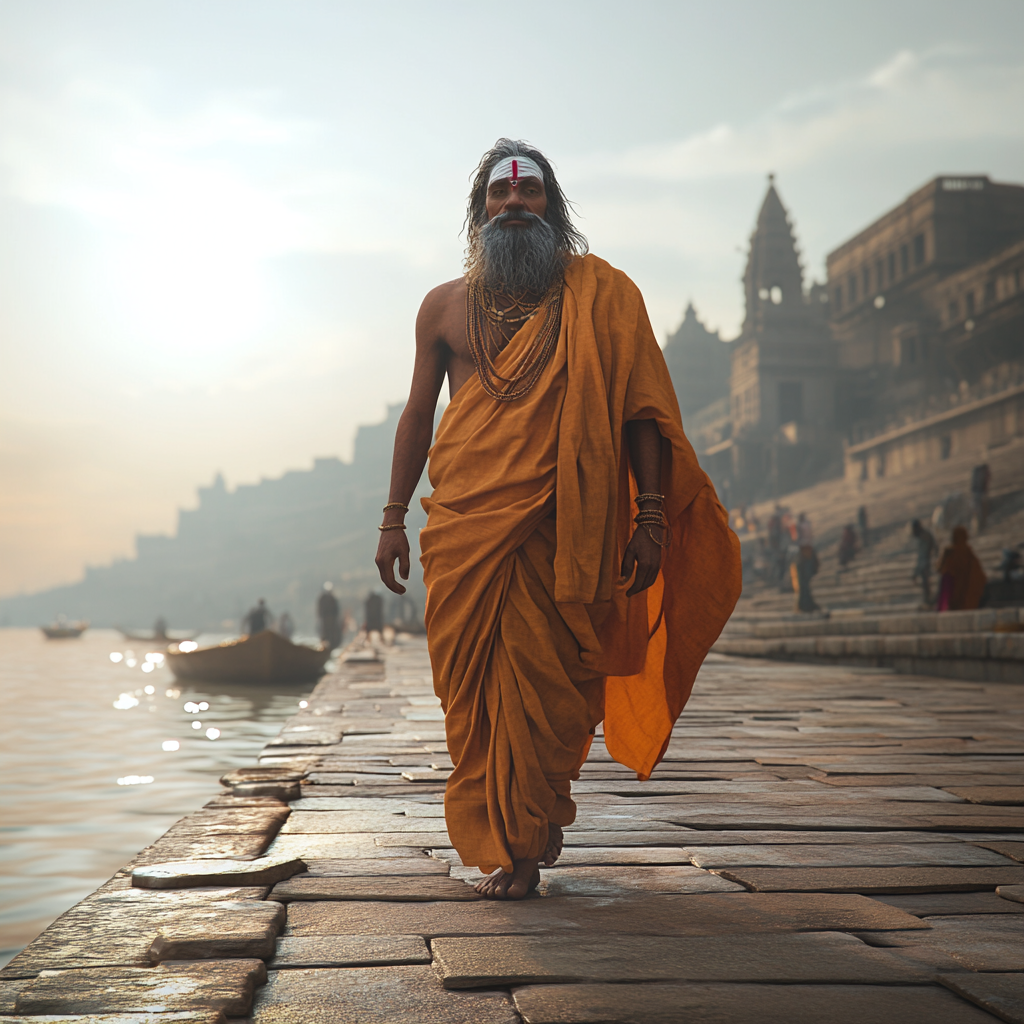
xmin=475 ymin=210 xmax=561 ymax=295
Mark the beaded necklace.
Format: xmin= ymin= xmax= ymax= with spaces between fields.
xmin=465 ymin=278 xmax=564 ymax=402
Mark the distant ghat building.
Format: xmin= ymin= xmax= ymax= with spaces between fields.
xmin=668 ymin=173 xmax=1024 ymax=505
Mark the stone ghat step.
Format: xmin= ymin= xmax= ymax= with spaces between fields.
xmin=731 ymin=608 xmax=1024 ymax=640
xmin=714 ymin=631 xmax=1024 ymax=683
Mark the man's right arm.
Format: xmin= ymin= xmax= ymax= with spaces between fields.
xmin=374 ymin=285 xmax=452 ymax=594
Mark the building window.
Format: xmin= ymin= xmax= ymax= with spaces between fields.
xmin=984 ymin=280 xmax=996 ymax=306
xmin=875 ymin=258 xmax=885 ymax=289
xmin=947 ymin=299 xmax=959 ymax=322
xmin=833 ymin=286 xmax=843 ymax=310
xmin=966 ymin=291 xmax=976 ymax=316
xmin=913 ymin=233 xmax=926 ymax=266
xmin=887 ymin=252 xmax=896 ymax=281
xmin=899 ymin=244 xmax=909 ymax=275
xmin=862 ymin=266 xmax=871 ymax=295
xmin=848 ymin=273 xmax=858 ymax=304
xmin=778 ymin=381 xmax=804 ymax=426
xmin=940 ymin=435 xmax=952 ymax=460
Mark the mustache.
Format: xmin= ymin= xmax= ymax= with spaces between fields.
xmin=484 ymin=210 xmax=546 ymax=230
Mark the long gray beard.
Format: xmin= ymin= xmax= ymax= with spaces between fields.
xmin=474 ymin=212 xmax=563 ymax=295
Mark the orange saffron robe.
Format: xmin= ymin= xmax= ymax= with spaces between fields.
xmin=419 ymin=254 xmax=742 ymax=873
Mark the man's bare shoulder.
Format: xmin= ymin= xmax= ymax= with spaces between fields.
xmin=419 ymin=276 xmax=467 ymax=324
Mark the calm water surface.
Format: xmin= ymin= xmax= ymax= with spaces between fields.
xmin=0 ymin=627 xmax=317 ymax=964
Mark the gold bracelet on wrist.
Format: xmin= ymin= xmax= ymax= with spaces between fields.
xmin=383 ymin=502 xmax=409 ymax=513
xmin=378 ymin=523 xmax=407 ymax=532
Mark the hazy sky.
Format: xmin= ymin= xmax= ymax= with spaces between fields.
xmin=2 ymin=0 xmax=1022 ymax=598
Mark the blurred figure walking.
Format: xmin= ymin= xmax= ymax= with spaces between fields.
xmin=791 ymin=544 xmax=820 ymax=613
xmin=244 ymin=599 xmax=271 ymax=635
xmin=857 ymin=505 xmax=870 ymax=548
xmin=936 ymin=526 xmax=986 ymax=612
xmin=838 ymin=524 xmax=858 ymax=568
xmin=317 ymin=582 xmax=342 ymax=651
xmin=910 ymin=519 xmax=938 ymax=606
xmin=970 ymin=462 xmax=991 ymax=534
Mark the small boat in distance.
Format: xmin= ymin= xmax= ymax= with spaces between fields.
xmin=117 ymin=628 xmax=198 ymax=644
xmin=41 ymin=619 xmax=88 ymax=639
xmin=165 ymin=630 xmax=331 ymax=684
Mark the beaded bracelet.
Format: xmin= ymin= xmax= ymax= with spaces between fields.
xmin=378 ymin=523 xmax=407 ymax=532
xmin=383 ymin=502 xmax=409 ymax=513
xmin=634 ymin=493 xmax=665 ymax=505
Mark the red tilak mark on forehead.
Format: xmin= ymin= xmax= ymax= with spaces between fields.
xmin=511 ymin=160 xmax=518 ymax=180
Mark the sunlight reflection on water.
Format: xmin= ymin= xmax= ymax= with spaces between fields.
xmin=0 ymin=626 xmax=317 ymax=964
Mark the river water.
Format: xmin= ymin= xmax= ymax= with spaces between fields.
xmin=0 ymin=627 xmax=318 ymax=966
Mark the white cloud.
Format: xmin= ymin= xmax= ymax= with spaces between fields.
xmin=567 ymin=48 xmax=1022 ymax=184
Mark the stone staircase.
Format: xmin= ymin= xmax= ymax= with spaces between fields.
xmin=716 ymin=437 xmax=1024 ymax=681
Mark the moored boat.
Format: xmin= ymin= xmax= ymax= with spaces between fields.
xmin=165 ymin=630 xmax=330 ymax=684
xmin=41 ymin=620 xmax=88 ymax=639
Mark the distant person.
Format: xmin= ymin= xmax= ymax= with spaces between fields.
xmin=364 ymin=591 xmax=384 ymax=635
xmin=153 ymin=616 xmax=169 ymax=639
xmin=244 ymin=599 xmax=271 ymax=635
xmin=791 ymin=543 xmax=820 ymax=613
xmin=838 ymin=525 xmax=858 ymax=568
xmin=277 ymin=611 xmax=295 ymax=640
xmin=796 ymin=512 xmax=814 ymax=547
xmin=910 ymin=519 xmax=938 ymax=606
xmin=970 ymin=462 xmax=991 ymax=533
xmin=317 ymin=583 xmax=342 ymax=650
xmin=857 ymin=505 xmax=870 ymax=548
xmin=936 ymin=526 xmax=986 ymax=612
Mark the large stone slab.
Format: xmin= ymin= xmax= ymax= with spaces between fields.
xmin=998 ymin=884 xmax=1024 ymax=903
xmin=304 ymin=858 xmax=450 ymax=876
xmin=689 ymin=843 xmax=1014 ymax=868
xmin=866 ymin=914 xmax=1024 ymax=971
xmin=432 ymin=932 xmax=928 ymax=988
xmin=269 ymin=935 xmax=430 ymax=969
xmin=282 ymin=812 xmax=448 ymax=834
xmin=976 ymin=841 xmax=1024 ymax=862
xmin=15 ymin=961 xmax=266 ymax=1016
xmin=873 ymin=892 xmax=1024 ymax=916
xmin=271 ymin=876 xmax=480 ymax=902
xmin=0 ymin=888 xmax=272 ymax=977
xmin=284 ymin=893 xmax=928 ymax=938
xmin=432 ymin=846 xmax=693 ymax=868
xmin=718 ymin=865 xmax=1024 ymax=893
xmin=535 ymin=865 xmax=744 ymax=897
xmin=512 ymin=982 xmax=1003 ymax=1024
xmin=130 ymin=833 xmax=272 ymax=865
xmin=265 ymin=834 xmax=416 ymax=860
xmin=148 ymin=900 xmax=285 ymax=961
xmin=252 ymin=965 xmax=518 ymax=1023
xmin=0 ymin=1015 xmax=224 ymax=1024
xmin=132 ymin=856 xmax=306 ymax=889
xmin=939 ymin=974 xmax=1024 ymax=1024
xmin=945 ymin=786 xmax=1024 ymax=805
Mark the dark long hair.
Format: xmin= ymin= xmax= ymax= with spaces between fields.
xmin=465 ymin=139 xmax=588 ymax=259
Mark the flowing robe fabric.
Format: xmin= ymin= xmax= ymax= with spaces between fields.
xmin=419 ymin=254 xmax=742 ymax=873
xmin=937 ymin=527 xmax=987 ymax=611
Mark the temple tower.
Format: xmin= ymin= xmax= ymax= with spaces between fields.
xmin=727 ymin=176 xmax=837 ymax=501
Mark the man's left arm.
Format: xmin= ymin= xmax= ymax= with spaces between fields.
xmin=621 ymin=418 xmax=666 ymax=596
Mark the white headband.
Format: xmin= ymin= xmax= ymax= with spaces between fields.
xmin=488 ymin=155 xmax=544 ymax=187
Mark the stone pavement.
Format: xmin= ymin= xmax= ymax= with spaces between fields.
xmin=2 ymin=638 xmax=1022 ymax=1024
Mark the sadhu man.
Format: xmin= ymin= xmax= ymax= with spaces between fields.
xmin=375 ymin=139 xmax=741 ymax=899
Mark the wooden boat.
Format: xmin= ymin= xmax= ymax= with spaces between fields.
xmin=165 ymin=630 xmax=330 ymax=684
xmin=118 ymin=628 xmax=198 ymax=644
xmin=41 ymin=621 xmax=88 ymax=639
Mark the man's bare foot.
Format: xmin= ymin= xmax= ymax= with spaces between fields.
xmin=542 ymin=823 xmax=563 ymax=867
xmin=474 ymin=859 xmax=540 ymax=900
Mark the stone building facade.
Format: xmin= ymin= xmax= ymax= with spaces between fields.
xmin=687 ymin=174 xmax=1024 ymax=503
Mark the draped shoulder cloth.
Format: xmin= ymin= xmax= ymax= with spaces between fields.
xmin=420 ymin=254 xmax=741 ymax=873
